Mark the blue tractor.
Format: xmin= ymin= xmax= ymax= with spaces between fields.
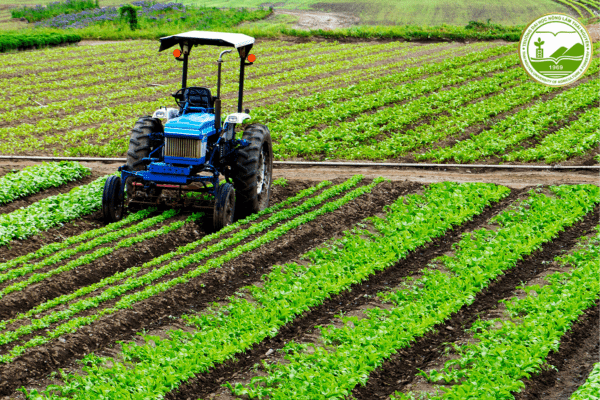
xmin=102 ymin=31 xmax=273 ymax=230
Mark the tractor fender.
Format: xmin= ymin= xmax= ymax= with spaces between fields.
xmin=152 ymin=107 xmax=179 ymax=121
xmin=224 ymin=112 xmax=251 ymax=126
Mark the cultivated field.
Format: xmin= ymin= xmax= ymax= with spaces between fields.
xmin=185 ymin=0 xmax=575 ymax=26
xmin=0 ymin=163 xmax=598 ymax=399
xmin=0 ymin=39 xmax=598 ymax=165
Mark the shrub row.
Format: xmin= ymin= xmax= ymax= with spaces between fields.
xmin=0 ymin=31 xmax=81 ymax=53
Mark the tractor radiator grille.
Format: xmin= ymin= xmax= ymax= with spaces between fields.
xmin=164 ymin=137 xmax=203 ymax=159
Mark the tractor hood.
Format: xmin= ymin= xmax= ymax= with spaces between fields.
xmin=164 ymin=113 xmax=216 ymax=138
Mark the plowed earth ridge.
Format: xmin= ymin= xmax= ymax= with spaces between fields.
xmin=0 ymin=177 xmax=396 ymax=395
xmin=352 ymin=206 xmax=600 ymax=400
xmin=167 ymin=186 xmax=523 ymax=400
xmin=0 ymin=180 xmax=598 ymax=400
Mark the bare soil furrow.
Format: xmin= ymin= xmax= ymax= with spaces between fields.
xmin=0 ymin=181 xmax=307 ymax=322
xmin=0 ymin=214 xmax=202 ymax=324
xmin=165 ymin=186 xmax=522 ymax=400
xmin=350 ymin=205 xmax=599 ymax=400
xmin=0 ymin=179 xmax=406 ymax=396
xmin=514 ymin=302 xmax=599 ymax=400
xmin=0 ymin=181 xmax=325 ymax=347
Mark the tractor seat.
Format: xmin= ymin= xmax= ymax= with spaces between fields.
xmin=183 ymin=87 xmax=213 ymax=109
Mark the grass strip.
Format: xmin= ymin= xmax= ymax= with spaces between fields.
xmin=0 ymin=31 xmax=81 ymax=53
xmin=409 ymin=227 xmax=600 ymax=399
xmin=0 ymin=181 xmax=331 ymax=332
xmin=0 ymin=209 xmax=177 ymax=292
xmin=0 ymin=208 xmax=153 ymax=273
xmin=0 ymin=161 xmax=89 ymax=205
xmin=236 ymin=185 xmax=599 ymax=399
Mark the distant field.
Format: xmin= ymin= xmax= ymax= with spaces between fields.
xmin=186 ymin=0 xmax=573 ymax=26
xmin=0 ymin=39 xmax=598 ymax=165
xmin=0 ymin=0 xmax=590 ymax=30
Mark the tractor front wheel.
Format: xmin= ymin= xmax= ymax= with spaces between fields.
xmin=102 ymin=176 xmax=124 ymax=223
xmin=232 ymin=123 xmax=273 ymax=219
xmin=213 ymin=182 xmax=235 ymax=231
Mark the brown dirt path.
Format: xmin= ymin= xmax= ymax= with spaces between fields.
xmin=1 ymin=161 xmax=594 ymax=190
xmin=271 ymin=9 xmax=359 ymax=30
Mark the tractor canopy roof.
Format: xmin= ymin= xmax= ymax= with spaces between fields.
xmin=159 ymin=31 xmax=254 ymax=57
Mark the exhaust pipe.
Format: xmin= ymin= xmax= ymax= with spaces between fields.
xmin=215 ymin=49 xmax=232 ymax=131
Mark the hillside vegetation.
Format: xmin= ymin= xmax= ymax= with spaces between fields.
xmin=185 ymin=0 xmax=572 ymax=26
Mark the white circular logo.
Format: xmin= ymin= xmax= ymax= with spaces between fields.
xmin=519 ymin=13 xmax=593 ymax=87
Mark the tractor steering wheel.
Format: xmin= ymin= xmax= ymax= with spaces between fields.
xmin=172 ymin=88 xmax=186 ymax=108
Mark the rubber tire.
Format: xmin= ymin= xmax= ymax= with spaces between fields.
xmin=232 ymin=123 xmax=273 ymax=219
xmin=126 ymin=116 xmax=163 ymax=171
xmin=102 ymin=176 xmax=124 ymax=223
xmin=125 ymin=116 xmax=163 ymax=196
xmin=213 ymin=182 xmax=235 ymax=231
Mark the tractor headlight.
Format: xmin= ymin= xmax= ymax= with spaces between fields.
xmin=152 ymin=108 xmax=179 ymax=121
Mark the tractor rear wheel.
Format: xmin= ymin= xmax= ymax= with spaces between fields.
xmin=232 ymin=123 xmax=273 ymax=219
xmin=126 ymin=116 xmax=163 ymax=171
xmin=102 ymin=176 xmax=124 ymax=223
xmin=213 ymin=182 xmax=235 ymax=231
xmin=125 ymin=116 xmax=163 ymax=196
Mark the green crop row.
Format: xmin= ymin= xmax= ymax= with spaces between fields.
xmin=47 ymin=44 xmax=482 ymax=158
xmin=1 ymin=40 xmax=385 ymax=105
xmin=279 ymin=55 xmax=523 ymax=159
xmin=420 ymin=74 xmax=600 ymax=163
xmin=0 ymin=39 xmax=306 ymax=76
xmin=0 ymin=161 xmax=89 ymax=205
xmin=359 ymin=53 xmax=599 ymax=160
xmin=244 ymin=42 xmax=476 ymax=107
xmin=504 ymin=106 xmax=600 ymax=163
xmin=0 ymin=177 xmax=364 ymax=361
xmin=0 ymin=40 xmax=406 ymax=126
xmin=572 ymin=362 xmax=600 ymax=400
xmin=0 ymin=38 xmax=305 ymax=96
xmin=269 ymin=47 xmax=517 ymax=158
xmin=0 ymin=43 xmax=496 ymax=158
xmin=0 ymin=40 xmax=147 ymax=71
xmin=0 ymin=175 xmax=109 ymax=246
xmin=0 ymin=43 xmax=411 ymax=152
xmin=0 ymin=180 xmax=331 ymax=332
xmin=25 ymin=181 xmax=509 ymax=399
xmin=0 ymin=208 xmax=152 ymax=273
xmin=238 ymin=185 xmax=599 ymax=399
xmin=0 ymin=212 xmax=200 ymax=347
xmin=411 ymin=227 xmax=600 ymax=399
xmin=0 ymin=209 xmax=176 ymax=293
xmin=257 ymin=44 xmax=514 ymax=126
xmin=0 ymin=31 xmax=81 ymax=53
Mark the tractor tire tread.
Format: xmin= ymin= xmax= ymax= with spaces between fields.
xmin=126 ymin=117 xmax=163 ymax=172
xmin=232 ymin=123 xmax=273 ymax=219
